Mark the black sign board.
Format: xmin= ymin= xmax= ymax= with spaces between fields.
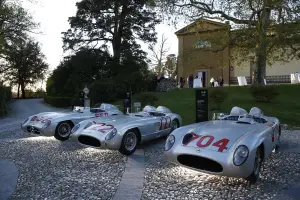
xmin=195 ymin=89 xmax=208 ymax=122
xmin=123 ymin=91 xmax=132 ymax=114
xmin=79 ymin=92 xmax=84 ymax=106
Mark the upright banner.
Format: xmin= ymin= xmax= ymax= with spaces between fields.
xmin=123 ymin=91 xmax=132 ymax=114
xmin=195 ymin=89 xmax=208 ymax=123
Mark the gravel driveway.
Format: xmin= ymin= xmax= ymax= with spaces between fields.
xmin=0 ymin=99 xmax=127 ymax=200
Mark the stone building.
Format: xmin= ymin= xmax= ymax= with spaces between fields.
xmin=176 ymin=19 xmax=300 ymax=87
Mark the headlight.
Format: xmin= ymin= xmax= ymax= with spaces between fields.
xmin=71 ymin=124 xmax=80 ymax=134
xmin=84 ymin=122 xmax=93 ymax=129
xmin=233 ymin=145 xmax=249 ymax=166
xmin=165 ymin=135 xmax=175 ymax=151
xmin=105 ymin=128 xmax=117 ymax=140
xmin=42 ymin=120 xmax=51 ymax=128
xmin=22 ymin=118 xmax=29 ymax=125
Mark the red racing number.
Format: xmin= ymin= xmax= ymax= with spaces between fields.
xmin=95 ymin=112 xmax=108 ymax=118
xmin=159 ymin=116 xmax=172 ymax=130
xmin=89 ymin=122 xmax=114 ymax=133
xmin=184 ymin=132 xmax=230 ymax=152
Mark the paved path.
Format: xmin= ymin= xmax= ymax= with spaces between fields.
xmin=0 ymin=160 xmax=19 ymax=200
xmin=112 ymin=149 xmax=145 ymax=200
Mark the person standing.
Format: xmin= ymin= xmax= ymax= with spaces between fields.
xmin=190 ymin=74 xmax=194 ymax=88
xmin=210 ymin=77 xmax=215 ymax=87
xmin=188 ymin=74 xmax=193 ymax=88
xmin=219 ymin=77 xmax=224 ymax=86
xmin=179 ymin=77 xmax=184 ymax=88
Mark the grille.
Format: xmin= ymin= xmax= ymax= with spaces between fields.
xmin=26 ymin=126 xmax=41 ymax=134
xmin=177 ymin=154 xmax=223 ymax=173
xmin=78 ymin=135 xmax=101 ymax=148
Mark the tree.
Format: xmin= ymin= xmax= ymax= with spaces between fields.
xmin=0 ymin=0 xmax=38 ymax=73
xmin=46 ymin=48 xmax=111 ymax=97
xmin=164 ymin=53 xmax=177 ymax=78
xmin=5 ymin=39 xmax=48 ymax=98
xmin=159 ymin=0 xmax=300 ymax=84
xmin=148 ymin=34 xmax=170 ymax=76
xmin=62 ymin=0 xmax=160 ymax=66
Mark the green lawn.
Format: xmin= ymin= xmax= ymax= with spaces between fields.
xmin=115 ymin=84 xmax=300 ymax=127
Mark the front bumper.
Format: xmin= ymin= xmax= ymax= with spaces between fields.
xmin=71 ymin=131 xmax=123 ymax=150
xmin=165 ymin=144 xmax=256 ymax=178
xmin=21 ymin=123 xmax=56 ymax=137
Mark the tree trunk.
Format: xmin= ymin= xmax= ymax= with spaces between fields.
xmin=253 ymin=8 xmax=271 ymax=85
xmin=20 ymin=82 xmax=25 ymax=99
xmin=112 ymin=2 xmax=127 ymax=65
xmin=17 ymin=83 xmax=20 ymax=98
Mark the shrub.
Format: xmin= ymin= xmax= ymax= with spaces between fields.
xmin=156 ymin=79 xmax=178 ymax=92
xmin=250 ymin=85 xmax=279 ymax=102
xmin=134 ymin=92 xmax=159 ymax=107
xmin=44 ymin=96 xmax=73 ymax=107
xmin=209 ymin=88 xmax=228 ymax=111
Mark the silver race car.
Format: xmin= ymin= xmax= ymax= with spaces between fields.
xmin=71 ymin=105 xmax=183 ymax=155
xmin=21 ymin=103 xmax=123 ymax=141
xmin=165 ymin=107 xmax=281 ymax=183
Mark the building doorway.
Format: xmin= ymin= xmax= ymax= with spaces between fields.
xmin=197 ymin=71 xmax=207 ymax=87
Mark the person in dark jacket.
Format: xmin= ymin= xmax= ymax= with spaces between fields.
xmin=180 ymin=77 xmax=184 ymax=88
xmin=219 ymin=77 xmax=224 ymax=86
xmin=188 ymin=74 xmax=194 ymax=88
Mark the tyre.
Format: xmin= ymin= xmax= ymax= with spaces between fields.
xmin=119 ymin=130 xmax=138 ymax=156
xmin=245 ymin=147 xmax=263 ymax=184
xmin=54 ymin=121 xmax=74 ymax=141
xmin=170 ymin=119 xmax=179 ymax=132
xmin=163 ymin=119 xmax=179 ymax=139
xmin=275 ymin=125 xmax=281 ymax=151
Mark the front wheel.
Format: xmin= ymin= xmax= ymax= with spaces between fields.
xmin=275 ymin=125 xmax=281 ymax=152
xmin=245 ymin=147 xmax=262 ymax=184
xmin=119 ymin=130 xmax=138 ymax=155
xmin=54 ymin=121 xmax=73 ymax=141
xmin=170 ymin=119 xmax=179 ymax=132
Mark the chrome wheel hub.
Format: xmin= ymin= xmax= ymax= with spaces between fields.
xmin=171 ymin=121 xmax=178 ymax=131
xmin=124 ymin=132 xmax=137 ymax=151
xmin=58 ymin=123 xmax=71 ymax=137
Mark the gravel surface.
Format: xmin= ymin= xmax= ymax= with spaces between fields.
xmin=0 ymin=99 xmax=127 ymax=200
xmin=0 ymin=138 xmax=127 ymax=200
xmin=141 ymin=130 xmax=300 ymax=200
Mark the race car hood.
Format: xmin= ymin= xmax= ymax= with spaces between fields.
xmin=35 ymin=112 xmax=73 ymax=119
xmin=178 ymin=120 xmax=256 ymax=152
xmin=76 ymin=115 xmax=148 ymax=140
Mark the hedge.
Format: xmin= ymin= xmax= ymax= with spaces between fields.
xmin=44 ymin=96 xmax=73 ymax=107
xmin=0 ymin=86 xmax=12 ymax=117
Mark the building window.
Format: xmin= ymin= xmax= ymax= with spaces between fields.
xmin=195 ymin=40 xmax=211 ymax=49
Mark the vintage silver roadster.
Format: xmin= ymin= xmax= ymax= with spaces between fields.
xmin=21 ymin=103 xmax=123 ymax=140
xmin=71 ymin=105 xmax=182 ymax=155
xmin=165 ymin=107 xmax=281 ymax=183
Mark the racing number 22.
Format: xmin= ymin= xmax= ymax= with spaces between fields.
xmin=90 ymin=122 xmax=114 ymax=133
xmin=184 ymin=133 xmax=230 ymax=152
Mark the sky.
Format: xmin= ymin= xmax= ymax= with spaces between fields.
xmin=21 ymin=0 xmax=186 ymax=74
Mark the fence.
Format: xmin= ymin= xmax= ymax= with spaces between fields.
xmin=230 ymin=75 xmax=291 ymax=85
